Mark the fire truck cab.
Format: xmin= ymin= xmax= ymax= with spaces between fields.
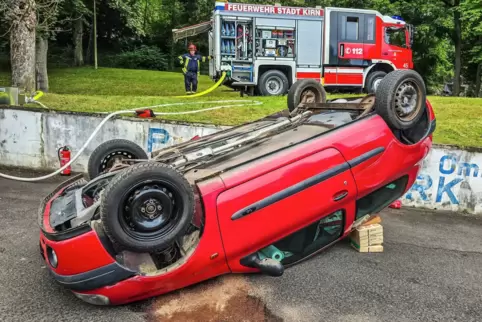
xmin=172 ymin=1 xmax=414 ymax=96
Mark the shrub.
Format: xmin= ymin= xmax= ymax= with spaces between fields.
xmin=106 ymin=45 xmax=169 ymax=71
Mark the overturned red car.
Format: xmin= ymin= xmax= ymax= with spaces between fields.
xmin=39 ymin=70 xmax=435 ymax=306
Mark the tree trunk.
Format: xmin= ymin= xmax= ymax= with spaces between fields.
xmin=9 ymin=0 xmax=37 ymax=94
xmin=86 ymin=23 xmax=93 ymax=64
xmin=453 ymin=0 xmax=462 ymax=96
xmin=73 ymin=17 xmax=84 ymax=66
xmin=475 ymin=63 xmax=482 ymax=98
xmin=36 ymin=36 xmax=49 ymax=92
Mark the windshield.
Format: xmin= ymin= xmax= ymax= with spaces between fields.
xmin=384 ymin=26 xmax=407 ymax=48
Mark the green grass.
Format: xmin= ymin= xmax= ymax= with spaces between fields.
xmin=1 ymin=67 xmax=481 ymax=148
xmin=425 ymin=96 xmax=482 ymax=148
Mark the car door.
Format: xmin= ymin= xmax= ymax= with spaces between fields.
xmin=382 ymin=25 xmax=412 ymax=69
xmin=328 ymin=10 xmax=369 ymax=85
xmin=216 ymin=147 xmax=357 ymax=273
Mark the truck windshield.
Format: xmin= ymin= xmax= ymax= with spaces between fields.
xmin=384 ymin=27 xmax=407 ymax=48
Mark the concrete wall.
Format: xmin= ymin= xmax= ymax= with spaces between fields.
xmin=1 ymin=107 xmax=481 ymax=215
xmin=402 ymin=145 xmax=482 ymax=215
xmin=0 ymin=107 xmax=224 ymax=172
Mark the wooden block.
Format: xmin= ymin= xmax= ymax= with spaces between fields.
xmin=350 ymin=241 xmax=384 ymax=253
xmin=350 ymin=223 xmax=384 ymax=252
xmin=352 ymin=235 xmax=383 ymax=247
xmin=351 ymin=224 xmax=383 ymax=239
xmin=361 ymin=215 xmax=381 ymax=226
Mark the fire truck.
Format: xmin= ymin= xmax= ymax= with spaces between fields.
xmin=172 ymin=1 xmax=414 ymax=96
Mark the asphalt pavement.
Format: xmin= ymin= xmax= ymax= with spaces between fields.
xmin=1 ymin=168 xmax=481 ymax=322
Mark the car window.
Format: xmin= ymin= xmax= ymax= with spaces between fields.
xmin=257 ymin=210 xmax=345 ymax=266
xmin=355 ymin=175 xmax=408 ymax=220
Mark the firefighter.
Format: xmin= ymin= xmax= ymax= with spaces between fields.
xmin=178 ymin=43 xmax=212 ymax=94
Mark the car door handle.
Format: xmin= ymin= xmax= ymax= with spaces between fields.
xmin=333 ymin=190 xmax=348 ymax=201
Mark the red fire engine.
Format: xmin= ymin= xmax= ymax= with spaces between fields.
xmin=172 ymin=2 xmax=414 ymax=96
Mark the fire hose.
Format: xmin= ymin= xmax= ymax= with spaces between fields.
xmin=0 ymin=72 xmax=265 ymax=182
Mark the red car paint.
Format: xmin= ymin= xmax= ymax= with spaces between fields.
xmin=39 ymin=100 xmax=435 ymax=305
xmin=40 ymin=188 xmax=116 ymax=275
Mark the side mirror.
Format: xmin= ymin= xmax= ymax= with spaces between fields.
xmin=240 ymin=253 xmax=284 ymax=277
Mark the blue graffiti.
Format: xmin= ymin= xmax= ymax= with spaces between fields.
xmin=405 ymin=174 xmax=432 ymax=201
xmin=436 ymin=176 xmax=463 ymax=204
xmin=439 ymin=154 xmax=480 ymax=178
xmin=147 ymin=128 xmax=170 ymax=152
xmin=458 ymin=162 xmax=479 ymax=177
xmin=439 ymin=155 xmax=457 ymax=175
xmin=406 ymin=152 xmax=480 ymax=205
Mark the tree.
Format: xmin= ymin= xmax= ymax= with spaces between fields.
xmin=461 ymin=0 xmax=482 ymax=97
xmin=435 ymin=0 xmax=463 ymax=96
xmin=1 ymin=0 xmax=37 ymax=94
xmin=68 ymin=0 xmax=90 ymax=66
xmin=35 ymin=0 xmax=65 ymax=92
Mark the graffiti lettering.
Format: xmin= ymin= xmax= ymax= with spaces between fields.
xmin=458 ymin=162 xmax=479 ymax=177
xmin=439 ymin=154 xmax=480 ymax=178
xmin=436 ymin=176 xmax=463 ymax=204
xmin=405 ymin=174 xmax=432 ymax=201
xmin=405 ymin=152 xmax=481 ymax=206
xmin=439 ymin=155 xmax=457 ymax=175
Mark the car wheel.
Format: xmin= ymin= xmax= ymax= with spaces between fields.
xmin=365 ymin=70 xmax=387 ymax=93
xmin=258 ymin=70 xmax=289 ymax=96
xmin=375 ymin=70 xmax=426 ymax=130
xmin=99 ymin=161 xmax=195 ymax=253
xmin=287 ymin=79 xmax=327 ymax=113
xmin=88 ymin=139 xmax=148 ymax=179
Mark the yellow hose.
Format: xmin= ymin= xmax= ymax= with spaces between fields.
xmin=174 ymin=72 xmax=227 ymax=98
xmin=32 ymin=91 xmax=44 ymax=101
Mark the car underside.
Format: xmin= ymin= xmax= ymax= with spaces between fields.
xmin=38 ymin=70 xmax=435 ymax=305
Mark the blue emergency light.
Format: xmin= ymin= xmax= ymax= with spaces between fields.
xmin=391 ymin=15 xmax=404 ymax=21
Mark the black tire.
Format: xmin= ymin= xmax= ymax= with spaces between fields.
xmin=99 ymin=162 xmax=195 ymax=253
xmin=365 ymin=70 xmax=387 ymax=93
xmin=88 ymin=139 xmax=148 ymax=179
xmin=287 ymin=79 xmax=327 ymax=113
xmin=375 ymin=70 xmax=427 ymax=130
xmin=257 ymin=70 xmax=289 ymax=96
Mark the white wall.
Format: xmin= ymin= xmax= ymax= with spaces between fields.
xmin=401 ymin=145 xmax=482 ymax=215
xmin=0 ymin=108 xmax=224 ymax=172
xmin=1 ymin=107 xmax=481 ymax=215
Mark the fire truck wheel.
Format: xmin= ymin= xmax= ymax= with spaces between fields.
xmin=375 ymin=70 xmax=427 ymax=130
xmin=258 ymin=70 xmax=289 ymax=96
xmin=100 ymin=161 xmax=195 ymax=253
xmin=287 ymin=79 xmax=327 ymax=113
xmin=365 ymin=71 xmax=387 ymax=93
xmin=88 ymin=139 xmax=149 ymax=179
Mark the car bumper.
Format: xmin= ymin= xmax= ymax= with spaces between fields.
xmin=43 ymin=257 xmax=135 ymax=292
xmin=38 ymin=175 xmax=136 ymax=294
